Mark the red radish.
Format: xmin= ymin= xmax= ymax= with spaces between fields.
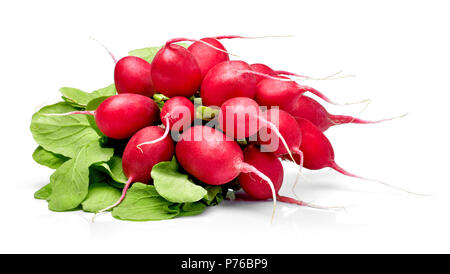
xmin=114 ymin=56 xmax=155 ymax=97
xmin=188 ymin=38 xmax=229 ymax=79
xmin=136 ymin=96 xmax=195 ymax=150
xmin=151 ymin=43 xmax=202 ymax=98
xmin=90 ymin=38 xmax=155 ymax=97
xmin=237 ymin=145 xmax=331 ymax=209
xmin=255 ymin=76 xmax=341 ymax=107
xmin=285 ymin=118 xmax=420 ymax=194
xmin=238 ymin=145 xmax=283 ymax=200
xmin=217 ymin=97 xmax=295 ymax=163
xmin=97 ymin=126 xmax=175 ymax=214
xmin=250 ymin=63 xmax=277 ymax=83
xmin=175 ymin=125 xmax=279 ymax=219
xmin=284 ymin=95 xmax=406 ymax=132
xmin=201 ymin=60 xmax=258 ymax=107
xmin=48 ymin=94 xmax=159 ymax=139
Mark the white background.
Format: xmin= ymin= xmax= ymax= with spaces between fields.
xmin=0 ymin=0 xmax=449 ymax=253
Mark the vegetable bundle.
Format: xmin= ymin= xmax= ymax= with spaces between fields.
xmin=30 ymin=36 xmax=403 ymax=221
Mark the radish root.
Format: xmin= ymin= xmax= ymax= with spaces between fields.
xmin=136 ymin=116 xmax=170 ymax=153
xmin=165 ymin=37 xmax=239 ymax=57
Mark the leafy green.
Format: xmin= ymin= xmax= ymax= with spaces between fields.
xmin=152 ymin=157 xmax=207 ymax=203
xmin=178 ymin=202 xmax=207 ymax=217
xmin=48 ymin=141 xmax=114 ymax=211
xmin=203 ymin=186 xmax=224 ymax=205
xmin=60 ymin=84 xmax=116 ymax=108
xmin=32 ymin=146 xmax=69 ymax=169
xmin=112 ymin=183 xmax=179 ymax=221
xmin=81 ymin=182 xmax=122 ymax=212
xmin=93 ymin=156 xmax=128 ymax=185
xmin=30 ymin=102 xmax=101 ymax=158
xmin=34 ymin=183 xmax=52 ymax=200
xmin=196 ymin=105 xmax=219 ymax=121
xmin=128 ymin=43 xmax=188 ymax=63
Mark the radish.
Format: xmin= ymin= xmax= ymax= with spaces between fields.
xmin=188 ymin=38 xmax=230 ymax=79
xmin=90 ymin=38 xmax=155 ymax=97
xmin=48 ymin=94 xmax=160 ymax=139
xmin=96 ymin=126 xmax=175 ymax=214
xmin=114 ymin=56 xmax=155 ymax=97
xmin=283 ymin=95 xmax=406 ymax=132
xmin=217 ymin=97 xmax=295 ymax=163
xmin=201 ymin=60 xmax=258 ymax=107
xmin=285 ymin=118 xmax=420 ymax=194
xmin=175 ymin=125 xmax=279 ymax=219
xmin=136 ymin=96 xmax=195 ymax=150
xmin=255 ymin=76 xmax=342 ymax=107
xmin=250 ymin=63 xmax=310 ymax=83
xmin=237 ymin=145 xmax=331 ymax=209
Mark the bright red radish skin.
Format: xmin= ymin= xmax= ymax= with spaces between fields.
xmin=284 ymin=95 xmax=401 ymax=132
xmin=188 ymin=38 xmax=229 ymax=79
xmin=250 ymin=63 xmax=277 ymax=83
xmin=114 ymin=56 xmax=155 ymax=97
xmin=136 ymin=96 xmax=194 ymax=150
xmin=201 ymin=60 xmax=257 ymax=107
xmin=238 ymin=146 xmax=283 ymax=200
xmin=218 ymin=97 xmax=261 ymax=139
xmin=257 ymin=108 xmax=302 ymax=157
xmin=255 ymin=75 xmax=340 ymax=107
xmin=160 ymin=96 xmax=195 ymax=132
xmin=96 ymin=126 xmax=175 ymax=215
xmin=175 ymin=125 xmax=279 ymax=218
xmin=50 ymin=94 xmax=160 ymax=139
xmin=151 ymin=43 xmax=202 ymax=98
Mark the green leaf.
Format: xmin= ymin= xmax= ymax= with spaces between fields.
xmin=81 ymin=182 xmax=122 ymax=212
xmin=178 ymin=202 xmax=207 ymax=217
xmin=32 ymin=146 xmax=69 ymax=169
xmin=128 ymin=43 xmax=188 ymax=63
xmin=30 ymin=102 xmax=101 ymax=158
xmin=34 ymin=183 xmax=52 ymax=200
xmin=152 ymin=157 xmax=207 ymax=203
xmin=203 ymin=186 xmax=224 ymax=205
xmin=85 ymin=96 xmax=111 ymax=137
xmin=93 ymin=156 xmax=128 ymax=185
xmin=112 ymin=183 xmax=179 ymax=221
xmin=60 ymin=84 xmax=116 ymax=108
xmin=48 ymin=141 xmax=114 ymax=211
xmin=128 ymin=46 xmax=162 ymax=63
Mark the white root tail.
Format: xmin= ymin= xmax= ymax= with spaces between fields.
xmin=136 ymin=117 xmax=170 ymax=153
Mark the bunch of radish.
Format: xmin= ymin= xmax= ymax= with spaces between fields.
xmin=33 ymin=35 xmax=414 ymax=222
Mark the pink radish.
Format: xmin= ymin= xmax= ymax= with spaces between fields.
xmin=136 ymin=96 xmax=195 ymax=150
xmin=201 ymin=60 xmax=258 ymax=107
xmin=188 ymin=38 xmax=230 ymax=79
xmin=151 ymin=42 xmax=202 ymax=98
xmin=175 ymin=125 xmax=279 ymax=219
xmin=96 ymin=126 xmax=175 ymax=214
xmin=255 ymin=76 xmax=341 ymax=107
xmin=114 ymin=56 xmax=155 ymax=97
xmin=284 ymin=118 xmax=420 ymax=194
xmin=284 ymin=95 xmax=405 ymax=132
xmin=237 ymin=145 xmax=330 ymax=209
xmin=48 ymin=94 xmax=160 ymax=139
xmin=250 ymin=63 xmax=277 ymax=83
xmin=90 ymin=38 xmax=155 ymax=97
xmin=217 ymin=97 xmax=295 ymax=163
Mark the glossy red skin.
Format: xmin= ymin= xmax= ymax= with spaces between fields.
xmin=114 ymin=56 xmax=155 ymax=97
xmin=250 ymin=63 xmax=276 ymax=83
xmin=188 ymin=38 xmax=229 ymax=79
xmin=257 ymin=109 xmax=302 ymax=156
xmin=238 ymin=146 xmax=283 ymax=200
xmin=218 ymin=97 xmax=261 ymax=139
xmin=122 ymin=126 xmax=175 ymax=183
xmin=255 ymin=77 xmax=302 ymax=109
xmin=95 ymin=94 xmax=160 ymax=139
xmin=160 ymin=96 xmax=195 ymax=132
xmin=151 ymin=44 xmax=202 ymax=98
xmin=295 ymin=118 xmax=334 ymax=170
xmin=176 ymin=126 xmax=244 ymax=185
xmin=200 ymin=60 xmax=257 ymax=107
